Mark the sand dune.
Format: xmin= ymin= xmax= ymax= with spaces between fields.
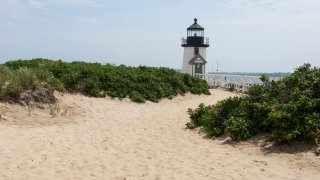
xmin=0 ymin=89 xmax=319 ymax=180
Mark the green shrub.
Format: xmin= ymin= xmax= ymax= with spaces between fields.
xmin=186 ymin=103 xmax=211 ymax=129
xmin=186 ymin=63 xmax=320 ymax=144
xmin=3 ymin=58 xmax=210 ymax=103
xmin=228 ymin=84 xmax=235 ymax=92
xmin=130 ymin=91 xmax=145 ymax=103
xmin=186 ymin=103 xmax=226 ymax=137
xmin=225 ymin=117 xmax=251 ymax=141
xmin=306 ymin=113 xmax=320 ymax=144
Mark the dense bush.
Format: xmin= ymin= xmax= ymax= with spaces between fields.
xmin=2 ymin=58 xmax=210 ymax=103
xmin=187 ymin=63 xmax=320 ymax=144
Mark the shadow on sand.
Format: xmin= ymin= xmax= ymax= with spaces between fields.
xmin=185 ymin=127 xmax=318 ymax=155
xmin=217 ymin=134 xmax=316 ymax=155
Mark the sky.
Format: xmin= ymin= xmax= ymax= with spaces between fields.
xmin=0 ymin=0 xmax=319 ymax=72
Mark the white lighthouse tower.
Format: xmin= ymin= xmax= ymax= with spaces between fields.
xmin=181 ymin=18 xmax=209 ymax=76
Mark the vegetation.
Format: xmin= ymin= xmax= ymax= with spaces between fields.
xmin=1 ymin=58 xmax=210 ymax=103
xmin=0 ymin=65 xmax=63 ymax=102
xmin=228 ymin=84 xmax=235 ymax=92
xmin=187 ymin=63 xmax=320 ymax=144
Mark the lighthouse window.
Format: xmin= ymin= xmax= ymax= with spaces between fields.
xmin=194 ymin=47 xmax=199 ymax=55
xmin=187 ymin=30 xmax=204 ymax=37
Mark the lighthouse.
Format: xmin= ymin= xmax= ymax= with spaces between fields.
xmin=181 ymin=18 xmax=209 ymax=77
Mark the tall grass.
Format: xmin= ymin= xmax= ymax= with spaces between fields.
xmin=0 ymin=65 xmax=63 ymax=102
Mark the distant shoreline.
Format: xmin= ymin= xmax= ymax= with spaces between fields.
xmin=175 ymin=69 xmax=290 ymax=77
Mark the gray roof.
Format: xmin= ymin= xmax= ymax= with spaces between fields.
xmin=189 ymin=54 xmax=207 ymax=64
xmin=187 ymin=18 xmax=204 ymax=30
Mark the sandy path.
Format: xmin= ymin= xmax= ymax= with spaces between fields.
xmin=0 ymin=89 xmax=319 ymax=180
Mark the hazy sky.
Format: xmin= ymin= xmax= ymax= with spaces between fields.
xmin=0 ymin=0 xmax=319 ymax=72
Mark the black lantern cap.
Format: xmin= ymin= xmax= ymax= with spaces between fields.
xmin=187 ymin=18 xmax=204 ymax=30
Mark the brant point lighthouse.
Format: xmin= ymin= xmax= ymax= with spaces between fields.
xmin=181 ymin=18 xmax=210 ymax=77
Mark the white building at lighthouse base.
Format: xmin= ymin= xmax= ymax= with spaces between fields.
xmin=182 ymin=47 xmax=207 ymax=75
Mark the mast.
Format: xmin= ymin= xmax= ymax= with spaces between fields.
xmin=216 ymin=60 xmax=219 ymax=72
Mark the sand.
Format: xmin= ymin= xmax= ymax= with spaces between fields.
xmin=0 ymin=89 xmax=319 ymax=180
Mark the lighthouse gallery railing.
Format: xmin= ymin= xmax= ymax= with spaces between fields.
xmin=181 ymin=37 xmax=210 ymax=46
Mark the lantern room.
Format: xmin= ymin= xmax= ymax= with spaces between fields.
xmin=182 ymin=18 xmax=209 ymax=47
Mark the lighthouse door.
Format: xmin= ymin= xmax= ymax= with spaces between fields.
xmin=195 ymin=63 xmax=203 ymax=74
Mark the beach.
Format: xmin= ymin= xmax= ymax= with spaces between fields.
xmin=0 ymin=89 xmax=319 ymax=180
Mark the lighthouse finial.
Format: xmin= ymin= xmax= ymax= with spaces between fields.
xmin=194 ymin=18 xmax=197 ymax=23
